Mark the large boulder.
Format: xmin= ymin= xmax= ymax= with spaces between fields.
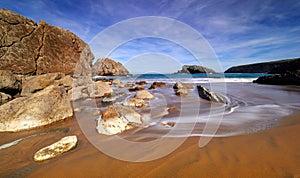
xmin=92 ymin=58 xmax=130 ymax=76
xmin=96 ymin=104 xmax=142 ymax=135
xmin=33 ymin=135 xmax=78 ymax=162
xmin=176 ymin=65 xmax=216 ymax=74
xmin=21 ymin=72 xmax=65 ymax=96
xmin=0 ymin=85 xmax=73 ymax=132
xmin=0 ymin=9 xmax=94 ymax=75
xmin=253 ymin=70 xmax=300 ymax=85
xmin=197 ymin=85 xmax=227 ymax=104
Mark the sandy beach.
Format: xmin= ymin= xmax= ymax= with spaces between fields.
xmin=0 ymin=111 xmax=299 ymax=177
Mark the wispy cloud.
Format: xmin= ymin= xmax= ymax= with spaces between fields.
xmin=1 ymin=0 xmax=300 ymax=72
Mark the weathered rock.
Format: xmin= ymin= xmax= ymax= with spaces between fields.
xmin=0 ymin=92 xmax=12 ymax=104
xmin=123 ymin=98 xmax=147 ymax=108
xmin=71 ymin=86 xmax=89 ymax=101
xmin=21 ymin=73 xmax=65 ymax=96
xmin=91 ymin=81 xmax=113 ymax=98
xmin=33 ymin=135 xmax=77 ymax=162
xmin=112 ymin=79 xmax=121 ymax=85
xmin=135 ymin=81 xmax=147 ymax=85
xmin=197 ymin=85 xmax=227 ymax=104
xmin=173 ymin=82 xmax=193 ymax=90
xmin=0 ymin=9 xmax=94 ymax=75
xmin=0 ymin=85 xmax=73 ymax=132
xmin=134 ymin=90 xmax=154 ymax=100
xmin=92 ymin=58 xmax=130 ymax=76
xmin=225 ymin=58 xmax=300 ymax=74
xmin=96 ymin=104 xmax=142 ymax=135
xmin=149 ymin=82 xmax=166 ymax=90
xmin=175 ymin=88 xmax=188 ymax=96
xmin=102 ymin=92 xmax=124 ymax=103
xmin=0 ymin=70 xmax=21 ymax=94
xmin=253 ymin=70 xmax=300 ymax=85
xmin=176 ymin=65 xmax=216 ymax=74
xmin=128 ymin=86 xmax=144 ymax=92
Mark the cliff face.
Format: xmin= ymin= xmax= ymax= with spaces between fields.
xmin=225 ymin=58 xmax=300 ymax=74
xmin=0 ymin=9 xmax=94 ymax=75
xmin=176 ymin=65 xmax=216 ymax=74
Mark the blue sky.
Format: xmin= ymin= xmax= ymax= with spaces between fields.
xmin=1 ymin=0 xmax=300 ymax=73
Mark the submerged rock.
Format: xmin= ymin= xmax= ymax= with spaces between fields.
xmin=96 ymin=104 xmax=142 ymax=135
xmin=149 ymin=82 xmax=166 ymax=90
xmin=123 ymin=98 xmax=147 ymax=108
xmin=102 ymin=92 xmax=125 ymax=103
xmin=92 ymin=58 xmax=130 ymax=76
xmin=173 ymin=82 xmax=193 ymax=90
xmin=134 ymin=90 xmax=154 ymax=100
xmin=173 ymin=82 xmax=193 ymax=96
xmin=0 ymin=85 xmax=73 ymax=132
xmin=91 ymin=81 xmax=113 ymax=98
xmin=135 ymin=81 xmax=147 ymax=85
xmin=197 ymin=85 xmax=227 ymax=104
xmin=175 ymin=88 xmax=188 ymax=96
xmin=33 ymin=135 xmax=77 ymax=162
xmin=129 ymin=86 xmax=144 ymax=92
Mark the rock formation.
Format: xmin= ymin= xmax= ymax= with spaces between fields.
xmin=225 ymin=58 xmax=300 ymax=74
xmin=0 ymin=70 xmax=22 ymax=91
xmin=0 ymin=9 xmax=94 ymax=76
xmin=173 ymin=82 xmax=193 ymax=96
xmin=96 ymin=104 xmax=142 ymax=135
xmin=0 ymin=85 xmax=73 ymax=132
xmin=134 ymin=90 xmax=154 ymax=100
xmin=123 ymin=98 xmax=147 ymax=108
xmin=253 ymin=70 xmax=300 ymax=85
xmin=197 ymin=85 xmax=227 ymax=104
xmin=176 ymin=65 xmax=216 ymax=74
xmin=92 ymin=58 xmax=130 ymax=76
xmin=33 ymin=135 xmax=77 ymax=162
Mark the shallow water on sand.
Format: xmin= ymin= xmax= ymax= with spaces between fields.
xmin=1 ymin=82 xmax=300 ymax=177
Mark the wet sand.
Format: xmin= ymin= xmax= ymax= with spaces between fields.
xmin=1 ymin=111 xmax=299 ymax=178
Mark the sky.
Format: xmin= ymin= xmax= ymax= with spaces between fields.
xmin=1 ymin=0 xmax=300 ymax=73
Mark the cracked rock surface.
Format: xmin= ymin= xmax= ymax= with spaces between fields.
xmin=0 ymin=9 xmax=94 ymax=75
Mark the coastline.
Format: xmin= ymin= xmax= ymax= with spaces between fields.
xmin=1 ymin=111 xmax=299 ymax=177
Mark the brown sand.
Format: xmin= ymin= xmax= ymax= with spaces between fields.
xmin=1 ymin=112 xmax=300 ymax=178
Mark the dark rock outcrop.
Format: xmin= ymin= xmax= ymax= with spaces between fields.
xmin=176 ymin=65 xmax=216 ymax=74
xmin=253 ymin=70 xmax=300 ymax=85
xmin=0 ymin=9 xmax=94 ymax=75
xmin=197 ymin=85 xmax=227 ymax=104
xmin=225 ymin=58 xmax=300 ymax=74
xmin=92 ymin=58 xmax=130 ymax=76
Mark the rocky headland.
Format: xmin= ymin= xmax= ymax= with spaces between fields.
xmin=225 ymin=58 xmax=300 ymax=85
xmin=176 ymin=65 xmax=216 ymax=74
xmin=225 ymin=58 xmax=300 ymax=74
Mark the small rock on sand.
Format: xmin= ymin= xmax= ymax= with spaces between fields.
xmin=33 ymin=135 xmax=78 ymax=162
